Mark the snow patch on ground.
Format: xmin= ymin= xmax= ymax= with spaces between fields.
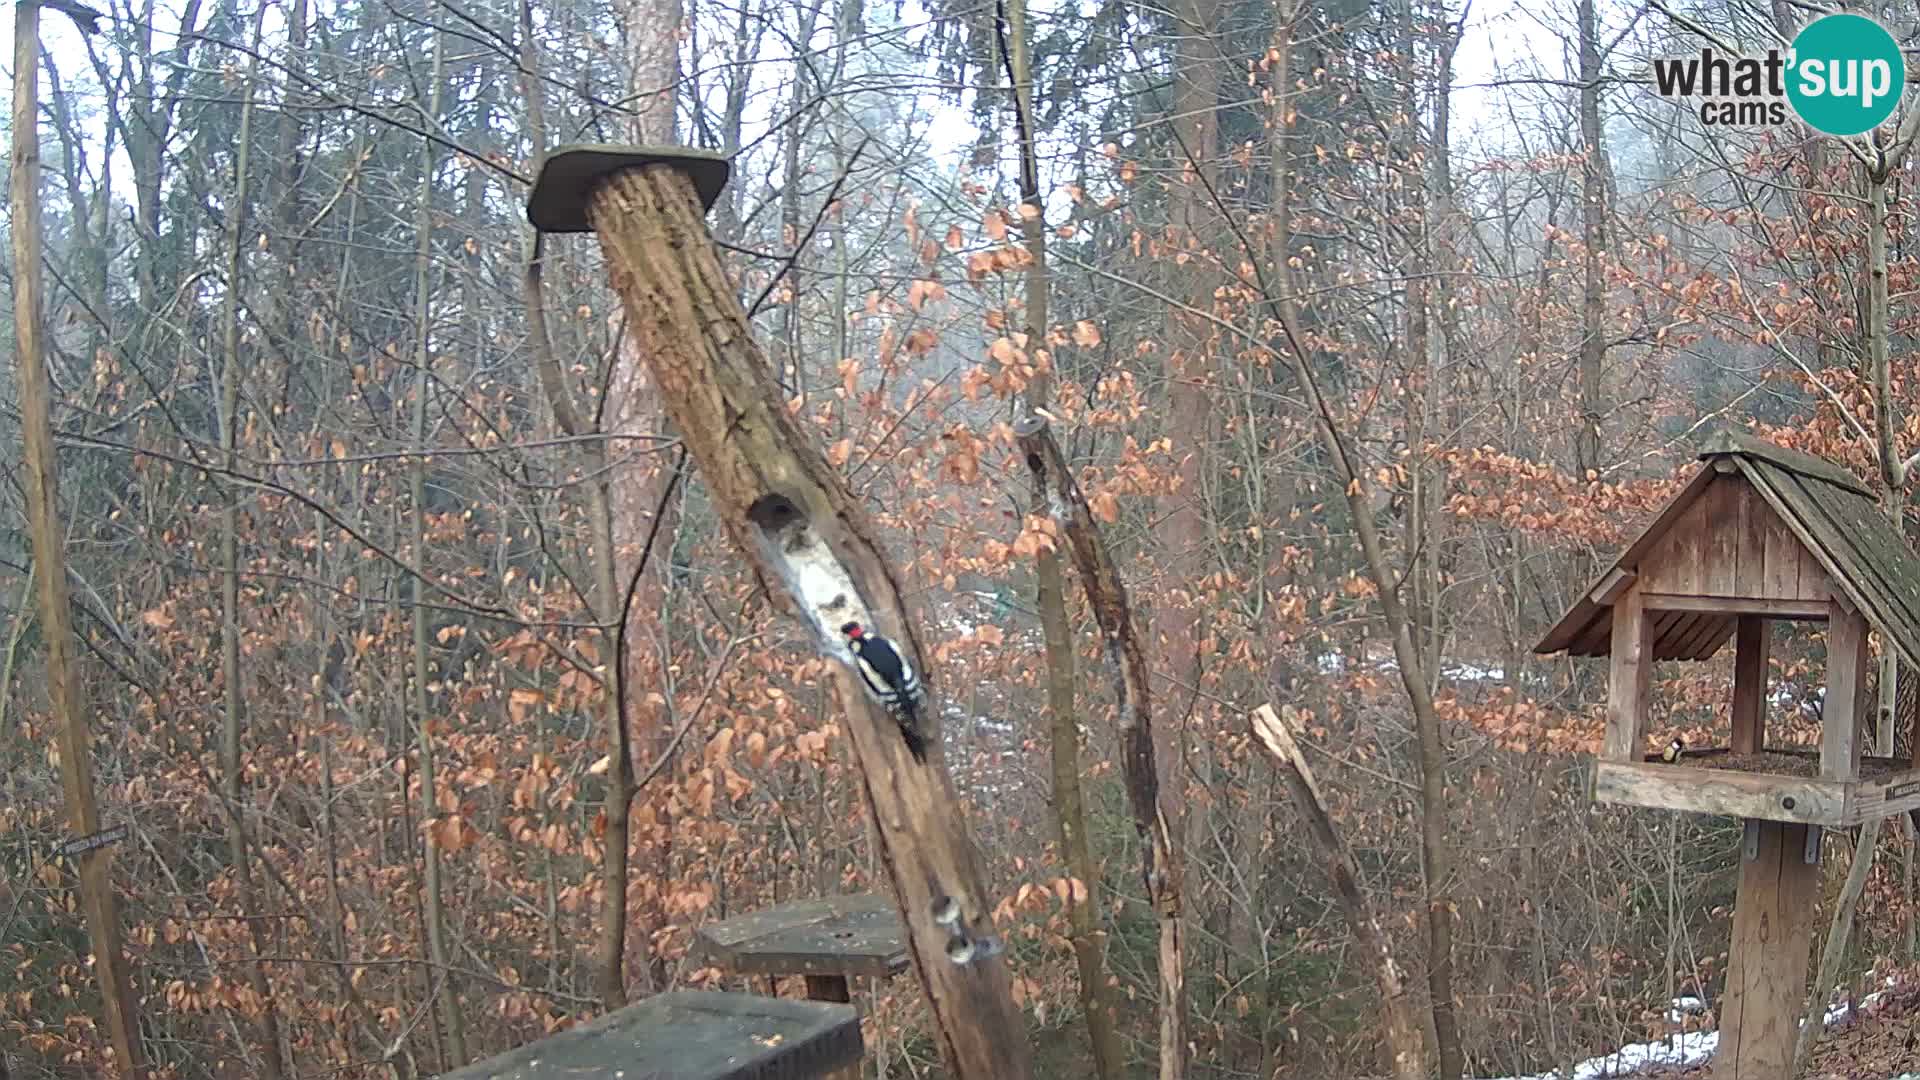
xmin=1479 ymin=1028 xmax=1719 ymax=1080
xmin=1480 ymin=989 xmax=1891 ymax=1080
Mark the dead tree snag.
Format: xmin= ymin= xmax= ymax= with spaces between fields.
xmin=1014 ymin=412 xmax=1187 ymax=1077
xmin=526 ymin=146 xmax=1035 ymax=1080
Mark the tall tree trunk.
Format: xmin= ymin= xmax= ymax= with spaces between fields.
xmin=998 ymin=1 xmax=1124 ymax=1075
xmin=218 ymin=12 xmax=290 ymax=1074
xmin=1575 ymin=0 xmax=1606 ymax=480
xmin=409 ymin=31 xmax=468 ymax=1067
xmin=11 ymin=4 xmax=146 ymax=1071
xmin=1870 ymin=160 xmax=1903 ymax=759
xmin=1017 ymin=418 xmax=1187 ymax=1080
xmin=780 ymin=0 xmax=824 ymax=391
xmin=1152 ymin=1 xmax=1222 ymax=1071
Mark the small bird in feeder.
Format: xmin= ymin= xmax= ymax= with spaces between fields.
xmin=1661 ymin=736 xmax=1686 ymax=763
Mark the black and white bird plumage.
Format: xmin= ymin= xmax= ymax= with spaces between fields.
xmin=842 ymin=621 xmax=929 ymax=761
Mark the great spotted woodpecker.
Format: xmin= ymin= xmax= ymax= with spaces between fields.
xmin=841 ymin=621 xmax=929 ymax=761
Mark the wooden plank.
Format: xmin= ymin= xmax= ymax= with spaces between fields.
xmin=1680 ymin=615 xmax=1734 ymax=661
xmin=1654 ymin=610 xmax=1701 ymax=662
xmin=1641 ymin=494 xmax=1711 ymax=596
xmin=1824 ymin=599 xmax=1870 ymax=781
xmin=1698 ymin=428 xmax=1873 ymax=496
xmin=1592 ymin=760 xmax=1847 ymax=825
xmin=1538 ymin=600 xmax=1604 ymax=657
xmin=1603 ymin=588 xmax=1652 ymax=762
xmin=697 ymin=898 xmax=841 ymax=954
xmin=1760 ymin=506 xmax=1804 ymax=601
xmin=1539 ymin=466 xmax=1720 ymax=656
xmin=693 ymin=895 xmax=909 ymax=980
xmin=1703 ymin=476 xmax=1740 ymax=596
xmin=1663 ymin=609 xmax=1719 ymax=659
xmin=1842 ymin=767 xmax=1920 ymax=824
xmin=1784 ymin=509 xmax=1834 ymax=602
xmin=1638 ymin=594 xmax=1829 ymax=619
xmin=1732 ymin=616 xmax=1769 ymax=755
xmin=439 ymin=990 xmax=863 ymax=1080
xmin=1568 ymin=611 xmax=1612 ymax=657
xmin=1588 ymin=566 xmax=1634 ymax=605
xmin=1643 ymin=591 xmax=1820 ymax=618
xmin=1733 ymin=475 xmax=1768 ymax=596
xmin=1617 ymin=462 xmax=1721 ymax=570
xmin=1714 ymin=820 xmax=1821 ymax=1080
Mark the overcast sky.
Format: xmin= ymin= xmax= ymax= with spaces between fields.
xmin=0 ymin=0 xmax=1578 ymax=211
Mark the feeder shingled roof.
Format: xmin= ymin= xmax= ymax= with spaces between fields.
xmin=1534 ymin=430 xmax=1920 ymax=669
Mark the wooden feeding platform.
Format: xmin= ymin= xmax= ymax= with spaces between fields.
xmin=437 ymin=990 xmax=862 ymax=1080
xmin=1611 ymin=747 xmax=1920 ymax=827
xmin=693 ymin=893 xmax=909 ymax=1002
xmin=1537 ymin=431 xmax=1920 ymax=1079
xmin=691 ymin=895 xmax=907 ymax=1080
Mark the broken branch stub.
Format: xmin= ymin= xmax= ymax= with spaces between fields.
xmin=534 ymin=149 xmax=1034 ymax=1079
xmin=1249 ymin=705 xmax=1428 ymax=1079
xmin=1013 ymin=411 xmax=1188 ymax=1080
xmin=1012 ymin=414 xmax=1175 ymax=897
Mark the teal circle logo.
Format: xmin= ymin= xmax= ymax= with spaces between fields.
xmin=1787 ymin=13 xmax=1905 ymax=136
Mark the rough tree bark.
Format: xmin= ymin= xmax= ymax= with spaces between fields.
xmin=10 ymin=1 xmax=147 ymax=1072
xmin=1014 ymin=414 xmax=1187 ymax=1080
xmin=995 ymin=0 xmax=1124 ymax=1075
xmin=546 ymin=159 xmax=1037 ymax=1079
xmin=1250 ymin=705 xmax=1428 ymax=1079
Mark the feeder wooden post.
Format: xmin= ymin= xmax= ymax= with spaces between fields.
xmin=1601 ymin=586 xmax=1651 ymax=762
xmin=1715 ymin=821 xmax=1820 ymax=1080
xmin=1732 ymin=616 xmax=1768 ymax=754
xmin=527 ymin=147 xmax=1035 ymax=1080
xmin=1824 ymin=598 xmax=1870 ymax=782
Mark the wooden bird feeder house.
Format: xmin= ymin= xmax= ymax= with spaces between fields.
xmin=1537 ymin=430 xmax=1920 ymax=1077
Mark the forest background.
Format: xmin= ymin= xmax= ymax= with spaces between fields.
xmin=4 ymin=0 xmax=1918 ymax=1075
